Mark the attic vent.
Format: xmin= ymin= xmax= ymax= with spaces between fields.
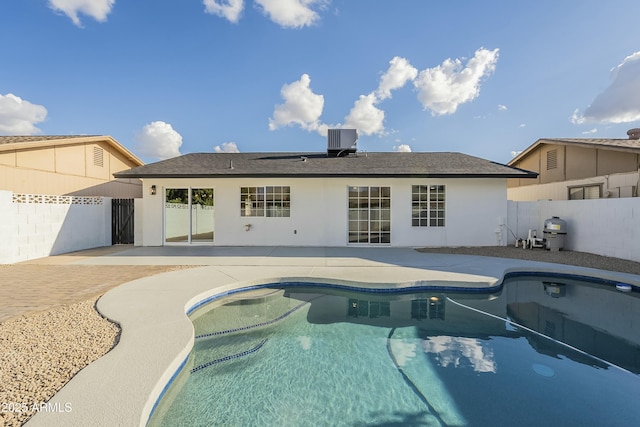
xmin=327 ymin=129 xmax=358 ymax=157
xmin=93 ymin=147 xmax=104 ymax=167
xmin=546 ymin=149 xmax=557 ymax=170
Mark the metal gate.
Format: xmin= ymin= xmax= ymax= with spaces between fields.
xmin=112 ymin=198 xmax=135 ymax=244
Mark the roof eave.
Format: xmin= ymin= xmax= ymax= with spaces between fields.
xmin=0 ymin=135 xmax=144 ymax=167
xmin=114 ymin=172 xmax=537 ymax=179
xmin=509 ymin=138 xmax=640 ymax=166
xmin=508 ymin=138 xmax=544 ymax=165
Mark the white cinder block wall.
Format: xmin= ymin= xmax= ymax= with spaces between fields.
xmin=507 ymin=198 xmax=640 ymax=262
xmin=0 ymin=191 xmax=19 ymax=262
xmin=0 ymin=191 xmax=112 ymax=264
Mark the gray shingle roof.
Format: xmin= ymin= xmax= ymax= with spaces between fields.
xmin=540 ymin=137 xmax=640 ymax=151
xmin=509 ymin=137 xmax=640 ymax=165
xmin=114 ymin=152 xmax=537 ymax=179
xmin=0 ymin=135 xmax=144 ymax=166
xmin=0 ymin=135 xmax=94 ymax=145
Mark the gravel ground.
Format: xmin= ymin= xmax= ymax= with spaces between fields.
xmin=1 ymin=248 xmax=638 ymax=426
xmin=0 ymin=298 xmax=118 ymax=427
xmin=416 ymin=246 xmax=640 ymax=275
xmin=0 ymin=264 xmax=196 ymax=427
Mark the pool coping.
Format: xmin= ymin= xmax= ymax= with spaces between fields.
xmin=24 ymin=247 xmax=640 ymax=427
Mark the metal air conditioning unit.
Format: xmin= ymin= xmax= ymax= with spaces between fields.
xmin=327 ymin=129 xmax=358 ymax=157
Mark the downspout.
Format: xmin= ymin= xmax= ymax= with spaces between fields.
xmin=563 ymin=145 xmax=567 ymax=181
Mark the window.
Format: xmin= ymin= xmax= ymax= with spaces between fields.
xmin=266 ymin=186 xmax=290 ymax=217
xmin=241 ymin=187 xmax=264 ymax=217
xmin=412 ymin=185 xmax=445 ymax=227
xmin=568 ymin=184 xmax=600 ymax=200
xmin=241 ymin=186 xmax=290 ymax=217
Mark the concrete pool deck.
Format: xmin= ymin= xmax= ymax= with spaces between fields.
xmin=24 ymin=246 xmax=640 ymax=427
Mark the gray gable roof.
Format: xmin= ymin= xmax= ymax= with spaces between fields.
xmin=0 ymin=135 xmax=144 ymax=166
xmin=542 ymin=137 xmax=640 ymax=151
xmin=0 ymin=135 xmax=94 ymax=145
xmin=114 ymin=152 xmax=537 ymax=179
xmin=509 ymin=137 xmax=640 ymax=165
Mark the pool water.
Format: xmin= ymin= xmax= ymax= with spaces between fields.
xmin=148 ymin=276 xmax=640 ymax=426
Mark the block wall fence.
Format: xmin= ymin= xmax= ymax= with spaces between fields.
xmin=506 ymin=198 xmax=640 ymax=262
xmin=1 ymin=190 xmax=638 ymax=263
xmin=0 ymin=190 xmax=111 ymax=264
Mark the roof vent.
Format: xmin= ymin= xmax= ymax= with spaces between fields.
xmin=627 ymin=128 xmax=640 ymax=140
xmin=327 ymin=129 xmax=358 ymax=157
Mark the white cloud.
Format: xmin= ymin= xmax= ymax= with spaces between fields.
xmin=498 ymin=104 xmax=507 ymax=111
xmin=393 ymin=144 xmax=412 ymax=152
xmin=135 ymin=121 xmax=182 ymax=160
xmin=48 ymin=0 xmax=115 ymax=27
xmin=214 ymin=141 xmax=240 ymax=153
xmin=269 ymin=74 xmax=324 ymax=132
xmin=340 ymin=56 xmax=417 ymax=136
xmin=203 ymin=0 xmax=244 ymax=23
xmin=255 ymin=0 xmax=326 ymax=28
xmin=315 ymin=123 xmax=329 ymax=137
xmin=376 ymin=56 xmax=418 ymax=101
xmin=414 ymin=47 xmax=499 ymax=115
xmin=269 ymin=48 xmax=498 ymax=139
xmin=205 ymin=0 xmax=327 ymax=28
xmin=570 ymin=108 xmax=585 ymax=125
xmin=577 ymin=51 xmax=640 ymax=124
xmin=343 ymin=93 xmax=385 ymax=136
xmin=510 ymin=150 xmax=522 ymax=158
xmin=582 ymin=128 xmax=598 ymax=135
xmin=519 ymin=123 xmax=526 ymax=128
xmin=0 ymin=93 xmax=47 ymax=135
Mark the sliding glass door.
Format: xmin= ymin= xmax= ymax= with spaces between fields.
xmin=165 ymin=188 xmax=189 ymax=243
xmin=191 ymin=188 xmax=214 ymax=242
xmin=165 ymin=188 xmax=214 ymax=244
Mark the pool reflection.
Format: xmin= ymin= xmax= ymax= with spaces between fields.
xmin=292 ymin=276 xmax=640 ymax=374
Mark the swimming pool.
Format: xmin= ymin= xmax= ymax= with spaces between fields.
xmin=148 ymin=275 xmax=640 ymax=426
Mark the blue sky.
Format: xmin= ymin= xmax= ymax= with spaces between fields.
xmin=1 ymin=1 xmax=639 ymax=164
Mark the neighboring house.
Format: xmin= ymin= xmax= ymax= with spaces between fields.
xmin=0 ymin=135 xmax=144 ymax=198
xmin=508 ymin=129 xmax=640 ymax=201
xmin=115 ymin=133 xmax=536 ymax=247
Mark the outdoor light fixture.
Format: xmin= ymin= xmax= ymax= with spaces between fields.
xmin=150 ymin=185 xmax=157 ymax=195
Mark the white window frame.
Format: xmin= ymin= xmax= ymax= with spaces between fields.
xmin=241 ymin=186 xmax=290 ymax=217
xmin=412 ymin=185 xmax=445 ymax=227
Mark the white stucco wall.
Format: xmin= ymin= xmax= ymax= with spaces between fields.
xmin=137 ymin=177 xmax=508 ymax=247
xmin=134 ymin=198 xmax=144 ymax=246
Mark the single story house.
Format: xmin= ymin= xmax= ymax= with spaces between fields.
xmin=115 ymin=133 xmax=536 ymax=247
xmin=0 ymin=135 xmax=143 ymax=198
xmin=508 ymin=129 xmax=640 ymax=201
